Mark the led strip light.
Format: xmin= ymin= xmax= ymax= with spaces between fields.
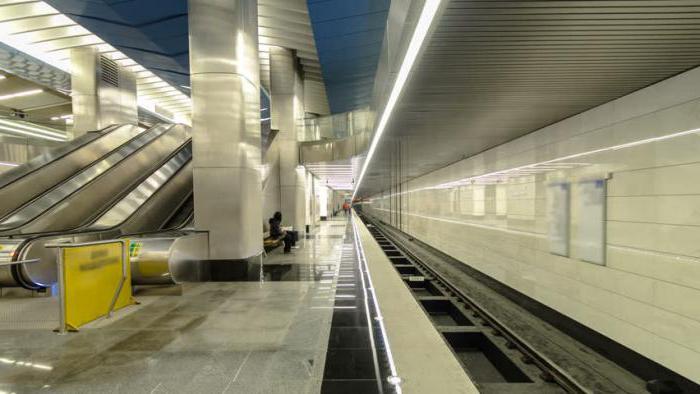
xmin=353 ymin=0 xmax=442 ymax=200
xmin=351 ymin=215 xmax=402 ymax=393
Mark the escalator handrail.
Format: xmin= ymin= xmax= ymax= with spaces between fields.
xmin=6 ymin=143 xmax=194 ymax=253
xmin=0 ymin=124 xmax=120 ymax=190
xmin=158 ymin=191 xmax=193 ymax=230
xmin=79 ymin=141 xmax=193 ymax=231
xmin=0 ymin=124 xmax=177 ymax=231
xmin=0 ymin=124 xmax=147 ymax=220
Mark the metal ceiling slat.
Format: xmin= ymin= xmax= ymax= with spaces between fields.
xmin=33 ymin=35 xmax=102 ymax=52
xmin=0 ymin=15 xmax=72 ymax=34
xmin=359 ymin=0 xmax=700 ymax=197
xmin=0 ymin=2 xmax=54 ymax=21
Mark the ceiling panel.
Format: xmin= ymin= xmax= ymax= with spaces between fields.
xmin=357 ymin=0 xmax=700 ymax=197
xmin=46 ymin=0 xmax=330 ymax=112
xmin=308 ymin=0 xmax=389 ymax=113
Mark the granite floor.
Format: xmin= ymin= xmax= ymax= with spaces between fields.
xmin=0 ymin=218 xmax=351 ymax=394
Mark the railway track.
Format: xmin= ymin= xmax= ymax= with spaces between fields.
xmin=358 ymin=213 xmax=592 ymax=394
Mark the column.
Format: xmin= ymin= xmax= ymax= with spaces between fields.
xmin=70 ymin=47 xmax=137 ymax=137
xmin=70 ymin=47 xmax=100 ymax=136
xmin=189 ymin=0 xmax=263 ymax=265
xmin=270 ymin=46 xmax=307 ymax=233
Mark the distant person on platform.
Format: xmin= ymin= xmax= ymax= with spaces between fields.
xmin=269 ymin=211 xmax=295 ymax=254
xmin=343 ymin=202 xmax=351 ymax=216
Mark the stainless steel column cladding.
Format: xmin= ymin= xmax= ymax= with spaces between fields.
xmin=188 ymin=0 xmax=263 ymax=260
xmin=70 ymin=48 xmax=138 ymax=137
xmin=270 ymin=46 xmax=307 ymax=233
xmin=70 ymin=47 xmax=100 ymax=136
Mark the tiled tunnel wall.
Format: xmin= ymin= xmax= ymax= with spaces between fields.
xmin=364 ymin=66 xmax=700 ymax=384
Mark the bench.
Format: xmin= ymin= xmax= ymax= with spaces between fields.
xmin=263 ymin=231 xmax=285 ymax=254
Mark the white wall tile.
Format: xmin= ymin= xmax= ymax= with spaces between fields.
xmin=365 ymin=66 xmax=700 ymax=383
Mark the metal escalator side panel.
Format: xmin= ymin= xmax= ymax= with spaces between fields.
xmin=130 ymin=233 xmax=209 ymax=285
xmin=87 ymin=144 xmax=193 ymax=230
xmin=161 ymin=194 xmax=194 ymax=230
xmin=15 ymin=125 xmax=189 ymax=235
xmin=1 ymin=140 xmax=194 ymax=289
xmin=0 ymin=124 xmax=144 ymax=218
xmin=12 ymin=156 xmax=193 ymax=289
xmin=0 ymin=240 xmax=23 ymax=287
xmin=13 ymin=232 xmax=118 ymax=288
xmin=0 ymin=124 xmax=174 ymax=231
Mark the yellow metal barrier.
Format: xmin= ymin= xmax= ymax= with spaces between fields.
xmin=48 ymin=240 xmax=136 ymax=333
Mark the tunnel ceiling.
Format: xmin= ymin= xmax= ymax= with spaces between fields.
xmin=307 ymin=0 xmax=390 ymax=113
xmin=356 ymin=0 xmax=700 ymax=197
xmin=43 ymin=0 xmax=390 ymax=114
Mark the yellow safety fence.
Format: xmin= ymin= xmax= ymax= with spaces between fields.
xmin=53 ymin=239 xmax=137 ymax=332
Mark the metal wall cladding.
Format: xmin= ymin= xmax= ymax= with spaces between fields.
xmin=71 ymin=47 xmax=100 ymax=134
xmin=299 ymin=132 xmax=370 ymax=164
xmin=193 ymin=166 xmax=263 ymax=259
xmin=191 ymin=75 xmax=261 ymax=169
xmin=304 ymin=79 xmax=330 ymax=116
xmin=189 ymin=0 xmax=260 ymax=84
xmin=97 ymin=67 xmax=136 ymax=127
xmin=189 ymin=0 xmax=264 ymax=260
xmin=270 ymin=46 xmax=308 ymax=230
xmin=71 ymin=48 xmax=138 ymax=135
xmin=300 ymin=107 xmax=374 ymax=142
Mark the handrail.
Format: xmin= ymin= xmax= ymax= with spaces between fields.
xmin=45 ymin=239 xmax=128 ymax=334
xmin=0 ymin=258 xmax=40 ymax=267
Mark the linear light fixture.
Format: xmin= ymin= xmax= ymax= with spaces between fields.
xmin=0 ymin=118 xmax=67 ymax=141
xmin=0 ymin=161 xmax=19 ymax=167
xmin=0 ymin=89 xmax=43 ymax=101
xmin=352 ymin=0 xmax=441 ymax=200
xmin=376 ymin=125 xmax=700 ymax=200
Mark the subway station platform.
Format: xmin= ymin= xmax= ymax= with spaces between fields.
xmin=0 ymin=215 xmax=486 ymax=394
xmin=2 ymin=0 xmax=700 ymax=391
xmin=0 ymin=217 xmax=355 ymax=393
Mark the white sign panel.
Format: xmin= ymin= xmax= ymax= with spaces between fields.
xmin=574 ymin=179 xmax=607 ymax=265
xmin=546 ymin=182 xmax=570 ymax=256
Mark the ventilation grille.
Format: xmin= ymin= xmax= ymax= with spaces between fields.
xmin=99 ymin=56 xmax=119 ymax=87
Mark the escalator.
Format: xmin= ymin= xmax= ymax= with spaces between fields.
xmin=0 ymin=123 xmax=189 ymax=235
xmin=0 ymin=124 xmax=145 ymax=218
xmin=0 ymin=140 xmax=194 ymax=289
xmin=160 ymin=195 xmax=193 ymax=230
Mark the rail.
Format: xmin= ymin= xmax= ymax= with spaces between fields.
xmin=360 ymin=214 xmax=591 ymax=394
xmin=0 ymin=258 xmax=40 ymax=267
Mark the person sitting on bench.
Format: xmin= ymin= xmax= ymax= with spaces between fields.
xmin=269 ymin=211 xmax=295 ymax=253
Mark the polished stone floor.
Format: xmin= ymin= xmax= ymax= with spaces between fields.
xmin=0 ymin=218 xmax=350 ymax=393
